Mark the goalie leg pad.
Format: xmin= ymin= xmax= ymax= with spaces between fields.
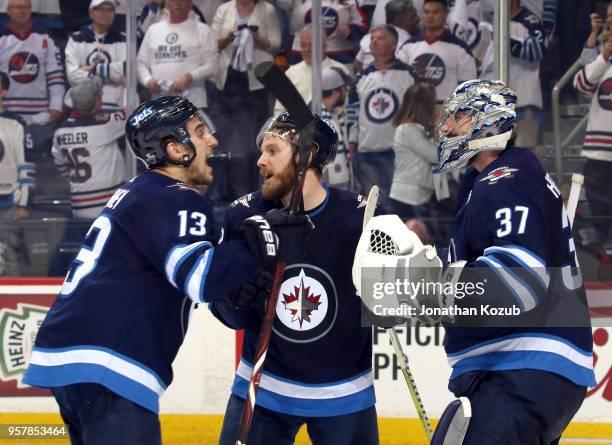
xmin=431 ymin=397 xmax=472 ymax=445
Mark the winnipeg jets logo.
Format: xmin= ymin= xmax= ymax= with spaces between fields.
xmin=365 ymin=88 xmax=398 ymax=124
xmin=479 ymin=166 xmax=518 ymax=184
xmin=130 ymin=107 xmax=153 ymax=127
xmin=9 ymin=52 xmax=40 ymax=84
xmin=86 ymin=49 xmax=112 ymax=67
xmin=281 ymin=270 xmax=322 ymax=328
xmin=273 ymin=265 xmax=338 ymax=343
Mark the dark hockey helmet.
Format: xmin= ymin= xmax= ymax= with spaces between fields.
xmin=126 ymin=96 xmax=213 ymax=168
xmin=256 ymin=112 xmax=339 ymax=171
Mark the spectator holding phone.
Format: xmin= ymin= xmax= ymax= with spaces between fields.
xmin=211 ymin=0 xmax=281 ymax=197
xmin=582 ymin=2 xmax=612 ymax=64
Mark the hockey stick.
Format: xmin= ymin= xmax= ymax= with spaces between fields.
xmin=362 ymin=186 xmax=433 ymax=442
xmin=235 ymin=62 xmax=316 ymax=445
xmin=567 ymin=173 xmax=584 ymax=228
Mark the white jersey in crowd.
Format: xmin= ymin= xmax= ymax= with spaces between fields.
xmin=355 ymin=25 xmax=411 ymax=68
xmin=137 ymin=17 xmax=218 ymax=108
xmin=397 ymin=30 xmax=477 ymax=101
xmin=51 ymin=111 xmax=129 ymax=219
xmin=0 ymin=112 xmax=34 ymax=208
xmin=574 ymin=54 xmax=612 ymax=162
xmin=448 ymin=0 xmax=491 ymax=63
xmin=65 ymin=25 xmax=126 ymax=112
xmin=0 ymin=27 xmax=65 ymax=123
xmin=287 ymin=0 xmax=367 ymax=61
xmin=348 ymin=59 xmax=414 ymax=152
xmin=507 ymin=6 xmax=546 ymax=109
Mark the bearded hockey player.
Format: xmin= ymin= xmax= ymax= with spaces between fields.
xmin=353 ymin=80 xmax=595 ymax=444
xmin=211 ymin=112 xmax=381 ymax=445
xmin=23 ymin=96 xmax=312 ymax=445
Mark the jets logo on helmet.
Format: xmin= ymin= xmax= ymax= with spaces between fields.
xmin=437 ymin=80 xmax=517 ymax=173
xmin=130 ymin=106 xmax=154 ymax=127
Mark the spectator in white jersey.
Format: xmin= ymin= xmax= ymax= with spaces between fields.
xmin=573 ymin=18 xmax=612 ymax=257
xmin=0 ymin=71 xmax=33 ymax=221
xmin=397 ymin=0 xmax=476 ymax=102
xmin=0 ymin=0 xmax=65 ymax=125
xmin=320 ymin=67 xmax=352 ymax=189
xmin=274 ymin=25 xmax=348 ymax=114
xmin=354 ymin=0 xmax=420 ymax=72
xmin=348 ymin=25 xmax=414 ymax=208
xmin=51 ymin=77 xmax=129 ymax=219
xmin=137 ymin=0 xmax=218 ymax=109
xmin=65 ymin=0 xmax=126 ymax=113
xmin=504 ymin=0 xmax=547 ymax=148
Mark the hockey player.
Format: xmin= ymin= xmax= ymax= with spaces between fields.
xmin=23 ymin=96 xmax=312 ymax=445
xmin=51 ymin=77 xmax=129 ymax=219
xmin=0 ymin=0 xmax=64 ymax=125
xmin=354 ymin=80 xmax=596 ymax=444
xmin=211 ymin=113 xmax=380 ymax=445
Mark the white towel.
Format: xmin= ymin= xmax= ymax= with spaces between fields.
xmin=231 ymin=28 xmax=254 ymax=72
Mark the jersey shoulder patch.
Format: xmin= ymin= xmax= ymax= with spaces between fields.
xmin=478 ymin=166 xmax=520 ymax=185
xmin=231 ymin=193 xmax=256 ymax=208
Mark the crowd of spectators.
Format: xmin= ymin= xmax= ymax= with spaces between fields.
xmin=0 ymin=0 xmax=610 ymax=276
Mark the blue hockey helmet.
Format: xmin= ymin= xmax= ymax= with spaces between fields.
xmin=256 ymin=112 xmax=339 ymax=171
xmin=436 ymin=80 xmax=517 ymax=173
xmin=126 ymin=96 xmax=214 ymax=168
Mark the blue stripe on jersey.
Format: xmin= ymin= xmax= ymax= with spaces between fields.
xmin=164 ymin=241 xmax=211 ymax=288
xmin=184 ymin=247 xmax=214 ymax=303
xmin=230 ymin=359 xmax=375 ymax=416
xmin=483 ymin=245 xmax=549 ymax=288
xmin=449 ymin=350 xmax=596 ymax=388
xmin=446 ymin=333 xmax=596 ymax=388
xmin=24 ymin=363 xmax=161 ymax=413
xmin=231 ymin=375 xmax=375 ymax=417
xmin=23 ymin=345 xmax=169 ymax=413
xmin=477 ymin=255 xmax=538 ymax=311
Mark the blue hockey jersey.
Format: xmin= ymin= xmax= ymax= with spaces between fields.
xmin=23 ymin=171 xmax=257 ymax=413
xmin=211 ymin=188 xmax=376 ymax=417
xmin=446 ymin=147 xmax=596 ymax=388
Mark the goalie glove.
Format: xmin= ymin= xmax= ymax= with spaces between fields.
xmin=352 ymin=215 xmax=466 ymax=324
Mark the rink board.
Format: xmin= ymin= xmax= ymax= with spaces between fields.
xmin=0 ymin=279 xmax=609 ymax=444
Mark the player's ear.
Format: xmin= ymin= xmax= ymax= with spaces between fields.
xmin=164 ymin=138 xmax=186 ymax=162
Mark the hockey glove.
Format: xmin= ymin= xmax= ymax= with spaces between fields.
xmin=228 ymin=270 xmax=273 ymax=310
xmin=238 ymin=208 xmax=313 ymax=272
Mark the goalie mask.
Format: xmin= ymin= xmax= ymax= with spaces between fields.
xmin=256 ymin=112 xmax=339 ymax=171
xmin=436 ymin=80 xmax=517 ymax=173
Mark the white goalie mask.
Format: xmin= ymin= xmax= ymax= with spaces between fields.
xmin=436 ymin=80 xmax=517 ymax=173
